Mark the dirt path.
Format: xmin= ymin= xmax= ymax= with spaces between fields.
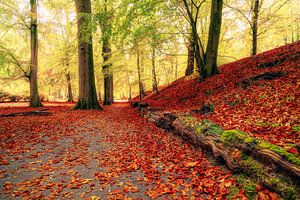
xmin=0 ymin=103 xmax=243 ymax=199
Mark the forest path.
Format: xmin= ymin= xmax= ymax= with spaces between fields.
xmin=0 ymin=103 xmax=241 ymax=199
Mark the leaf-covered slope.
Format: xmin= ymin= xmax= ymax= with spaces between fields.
xmin=143 ymin=41 xmax=300 ymax=148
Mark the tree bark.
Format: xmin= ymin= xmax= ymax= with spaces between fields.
xmin=151 ymin=47 xmax=158 ymax=93
xmin=205 ymin=0 xmax=223 ymax=77
xmin=74 ymin=0 xmax=102 ymax=109
xmin=185 ymin=37 xmax=195 ymax=76
xmin=101 ymin=0 xmax=113 ymax=105
xmin=175 ymin=56 xmax=178 ymax=80
xmin=97 ymin=79 xmax=102 ymax=101
xmin=102 ymin=42 xmax=113 ymax=105
xmin=66 ymin=72 xmax=73 ymax=102
xmin=251 ymin=0 xmax=259 ymax=55
xmin=137 ymin=46 xmax=145 ymax=102
xmin=128 ymin=84 xmax=132 ymax=100
xmin=182 ymin=0 xmax=205 ymax=80
xmin=29 ymin=0 xmax=42 ymax=108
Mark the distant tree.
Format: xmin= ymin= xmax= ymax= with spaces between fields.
xmin=0 ymin=1 xmax=39 ymax=103
xmin=205 ymin=0 xmax=223 ymax=76
xmin=151 ymin=46 xmax=158 ymax=93
xmin=95 ymin=0 xmax=114 ymax=105
xmin=182 ymin=0 xmax=223 ymax=79
xmin=225 ymin=0 xmax=291 ymax=56
xmin=74 ymin=0 xmax=101 ymax=109
xmin=29 ymin=0 xmax=43 ymax=107
xmin=136 ymin=41 xmax=146 ymax=101
xmin=251 ymin=0 xmax=259 ymax=55
xmin=185 ymin=34 xmax=195 ymax=76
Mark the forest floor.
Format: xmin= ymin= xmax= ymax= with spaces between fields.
xmin=0 ymin=102 xmax=263 ymax=199
xmin=142 ymin=42 xmax=300 ymax=151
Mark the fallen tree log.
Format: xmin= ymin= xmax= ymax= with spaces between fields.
xmin=141 ymin=108 xmax=300 ymax=199
xmin=0 ymin=108 xmax=52 ymax=117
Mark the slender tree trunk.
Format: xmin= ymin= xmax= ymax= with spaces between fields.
xmin=175 ymin=56 xmax=178 ymax=79
xmin=101 ymin=0 xmax=113 ymax=105
xmin=109 ymin=73 xmax=113 ymax=102
xmin=74 ymin=0 xmax=101 ymax=109
xmin=252 ymin=0 xmax=259 ymax=55
xmin=97 ymin=79 xmax=102 ymax=101
xmin=191 ymin=23 xmax=204 ymax=80
xmin=66 ymin=72 xmax=73 ymax=102
xmin=151 ymin=47 xmax=158 ymax=93
xmin=137 ymin=46 xmax=145 ymax=102
xmin=185 ymin=37 xmax=195 ymax=76
xmin=29 ymin=0 xmax=42 ymax=108
xmin=98 ymin=90 xmax=102 ymax=101
xmin=126 ymin=69 xmax=132 ymax=100
xmin=183 ymin=0 xmax=205 ymax=80
xmin=128 ymin=84 xmax=132 ymax=100
xmin=205 ymin=0 xmax=223 ymax=77
xmin=102 ymin=41 xmax=113 ymax=105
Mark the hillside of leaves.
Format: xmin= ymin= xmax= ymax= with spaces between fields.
xmin=143 ymin=42 xmax=300 ymax=150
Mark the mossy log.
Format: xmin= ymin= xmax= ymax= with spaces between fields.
xmin=141 ymin=108 xmax=299 ymax=199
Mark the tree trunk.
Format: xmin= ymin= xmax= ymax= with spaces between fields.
xmin=191 ymin=23 xmax=204 ymax=80
xmin=128 ymin=84 xmax=132 ymax=100
xmin=151 ymin=47 xmax=158 ymax=93
xmin=101 ymin=0 xmax=113 ymax=105
xmin=109 ymin=73 xmax=113 ymax=102
xmin=97 ymin=79 xmax=102 ymax=101
xmin=185 ymin=37 xmax=195 ymax=76
xmin=66 ymin=72 xmax=73 ymax=102
xmin=137 ymin=47 xmax=145 ymax=102
xmin=251 ymin=0 xmax=259 ymax=55
xmin=182 ymin=0 xmax=205 ymax=80
xmin=205 ymin=0 xmax=223 ymax=77
xmin=175 ymin=56 xmax=178 ymax=80
xmin=29 ymin=0 xmax=42 ymax=108
xmin=74 ymin=0 xmax=102 ymax=110
xmin=102 ymin=42 xmax=113 ymax=105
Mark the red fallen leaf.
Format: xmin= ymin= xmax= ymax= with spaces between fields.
xmin=258 ymin=191 xmax=271 ymax=200
xmin=3 ymin=182 xmax=13 ymax=190
xmin=123 ymin=186 xmax=130 ymax=193
xmin=185 ymin=161 xmax=198 ymax=167
xmin=130 ymin=186 xmax=139 ymax=193
xmin=146 ymin=189 xmax=159 ymax=199
xmin=163 ymin=188 xmax=175 ymax=194
xmin=202 ymin=179 xmax=215 ymax=187
xmin=268 ymin=192 xmax=279 ymax=200
xmin=0 ymin=160 xmax=9 ymax=165
xmin=70 ymin=184 xmax=81 ymax=189
xmin=287 ymin=147 xmax=298 ymax=155
xmin=109 ymin=190 xmax=122 ymax=195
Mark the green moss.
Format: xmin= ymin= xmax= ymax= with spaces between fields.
xmin=259 ymin=94 xmax=268 ymax=99
xmin=182 ymin=117 xmax=224 ymax=135
xmin=244 ymin=137 xmax=257 ymax=144
xmin=240 ymin=155 xmax=264 ymax=178
xmin=292 ymin=125 xmax=300 ymax=132
xmin=268 ymin=177 xmax=281 ymax=186
xmin=182 ymin=116 xmax=300 ymax=166
xmin=285 ymin=96 xmax=295 ymax=101
xmin=202 ymin=119 xmax=224 ymax=135
xmin=264 ymin=177 xmax=297 ymax=200
xmin=235 ymin=174 xmax=257 ymax=200
xmin=255 ymin=121 xmax=281 ymax=127
xmin=221 ymin=130 xmax=246 ymax=143
xmin=258 ymin=141 xmax=300 ymax=166
xmin=227 ymin=186 xmax=240 ymax=200
xmin=195 ymin=125 xmax=204 ymax=134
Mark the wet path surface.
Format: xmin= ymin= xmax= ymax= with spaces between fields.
xmin=0 ymin=103 xmax=239 ymax=199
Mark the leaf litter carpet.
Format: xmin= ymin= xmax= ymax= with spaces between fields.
xmin=0 ymin=102 xmax=265 ymax=199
